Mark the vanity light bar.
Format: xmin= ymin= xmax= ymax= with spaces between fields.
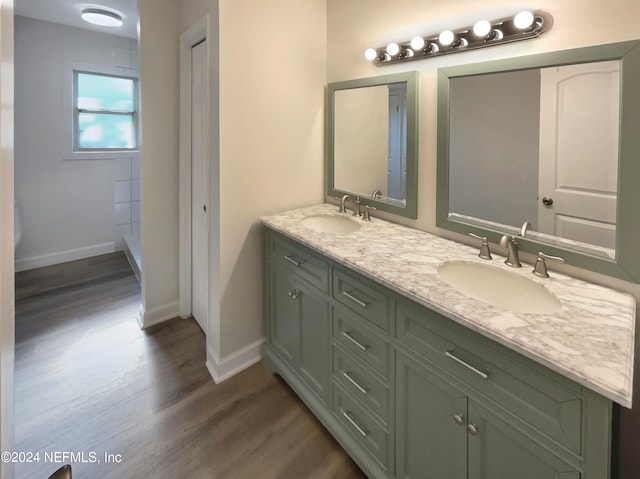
xmin=365 ymin=10 xmax=553 ymax=66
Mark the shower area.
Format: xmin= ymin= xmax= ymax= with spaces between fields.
xmin=13 ymin=4 xmax=141 ymax=282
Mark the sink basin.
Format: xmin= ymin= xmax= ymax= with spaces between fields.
xmin=301 ymin=214 xmax=361 ymax=234
xmin=438 ymin=261 xmax=562 ymax=314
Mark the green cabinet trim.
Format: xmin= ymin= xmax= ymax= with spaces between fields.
xmin=264 ymin=228 xmax=612 ymax=479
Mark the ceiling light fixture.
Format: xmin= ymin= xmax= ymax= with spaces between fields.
xmin=365 ymin=10 xmax=552 ymax=66
xmin=81 ymin=8 xmax=123 ymax=28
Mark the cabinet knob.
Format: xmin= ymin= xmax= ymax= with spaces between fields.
xmin=467 ymin=423 xmax=479 ymax=435
xmin=453 ymin=413 xmax=465 ymax=425
xmin=288 ymin=290 xmax=298 ymax=300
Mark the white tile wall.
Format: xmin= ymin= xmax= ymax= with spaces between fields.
xmin=114 ymin=158 xmax=132 ymax=180
xmin=114 ymin=180 xmax=132 ymax=203
xmin=115 ymin=202 xmax=132 ymax=225
xmin=114 ymin=156 xmax=140 ymax=249
xmin=111 ymin=38 xmax=140 ymax=250
xmin=131 ymin=179 xmax=140 ymax=201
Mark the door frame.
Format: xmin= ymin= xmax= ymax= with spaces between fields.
xmin=179 ymin=16 xmax=211 ymax=319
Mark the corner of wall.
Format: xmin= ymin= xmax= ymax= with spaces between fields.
xmin=205 ymin=338 xmax=265 ymax=384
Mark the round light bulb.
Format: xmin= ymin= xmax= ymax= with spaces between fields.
xmin=439 ymin=30 xmax=455 ymax=46
xmin=410 ymin=36 xmax=425 ymax=51
xmin=514 ymin=10 xmax=535 ymax=29
xmin=364 ymin=48 xmax=378 ymax=61
xmin=386 ymin=42 xmax=400 ymax=56
xmin=473 ymin=20 xmax=492 ymax=37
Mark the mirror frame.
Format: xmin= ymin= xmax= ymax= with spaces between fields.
xmin=436 ymin=40 xmax=640 ymax=282
xmin=327 ymin=71 xmax=419 ymax=219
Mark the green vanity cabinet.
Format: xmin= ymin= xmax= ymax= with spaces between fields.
xmin=396 ymin=351 xmax=583 ymax=479
xmin=396 ymin=352 xmax=467 ymax=479
xmin=395 ymin=300 xmax=611 ymax=479
xmin=262 ymin=227 xmax=613 ymax=479
xmin=269 ymin=265 xmax=330 ymax=402
xmin=266 ymin=232 xmax=331 ymax=404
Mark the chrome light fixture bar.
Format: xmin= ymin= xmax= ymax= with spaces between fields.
xmin=365 ymin=10 xmax=552 ymax=66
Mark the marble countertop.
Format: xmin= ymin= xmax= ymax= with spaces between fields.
xmin=262 ymin=203 xmax=636 ymax=407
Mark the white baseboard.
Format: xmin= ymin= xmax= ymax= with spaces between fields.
xmin=206 ymin=338 xmax=265 ymax=384
xmin=15 ymin=242 xmax=116 ymax=272
xmin=137 ymin=301 xmax=180 ymax=329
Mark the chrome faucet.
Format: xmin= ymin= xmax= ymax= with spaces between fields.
xmin=468 ymin=233 xmax=492 ymax=260
xmin=533 ymin=252 xmax=565 ymax=278
xmin=340 ymin=195 xmax=361 ymax=216
xmin=499 ymin=221 xmax=531 ymax=267
xmin=499 ymin=235 xmax=522 ymax=267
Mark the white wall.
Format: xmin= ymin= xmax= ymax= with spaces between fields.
xmin=327 ymin=0 xmax=640 ymax=294
xmin=334 ymin=86 xmax=388 ymax=196
xmin=138 ymin=0 xmax=181 ymax=326
xmin=14 ymin=16 xmax=139 ymax=272
xmin=0 ymin=0 xmax=15 ymax=476
xmin=180 ymin=0 xmax=326 ymax=369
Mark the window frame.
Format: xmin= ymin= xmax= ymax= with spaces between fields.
xmin=73 ymin=69 xmax=139 ymax=153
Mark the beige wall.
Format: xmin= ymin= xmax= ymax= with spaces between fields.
xmin=334 ymin=86 xmax=388 ymax=196
xmin=138 ymin=0 xmax=181 ymax=322
xmin=181 ymin=0 xmax=326 ymax=360
xmin=0 ymin=0 xmax=15 ymax=475
xmin=327 ymin=0 xmax=640 ymax=294
xmin=218 ymin=0 xmax=326 ymax=356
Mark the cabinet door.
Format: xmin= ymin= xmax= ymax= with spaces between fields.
xmin=396 ymin=353 xmax=467 ymax=479
xmin=270 ymin=266 xmax=329 ymax=402
xmin=467 ymin=400 xmax=580 ymax=479
xmin=299 ymin=284 xmax=330 ymax=402
xmin=269 ymin=267 xmax=300 ymax=366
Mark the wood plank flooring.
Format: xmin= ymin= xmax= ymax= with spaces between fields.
xmin=14 ymin=252 xmax=365 ymax=479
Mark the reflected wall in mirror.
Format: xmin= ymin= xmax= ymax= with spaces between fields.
xmin=437 ymin=40 xmax=640 ymax=282
xmin=328 ymin=72 xmax=418 ymax=218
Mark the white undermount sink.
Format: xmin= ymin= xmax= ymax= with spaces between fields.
xmin=300 ymin=214 xmax=361 ymax=234
xmin=438 ymin=261 xmax=562 ymax=314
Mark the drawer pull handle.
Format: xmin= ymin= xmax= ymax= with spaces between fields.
xmin=453 ymin=413 xmax=465 ymax=425
xmin=343 ymin=371 xmax=368 ymax=395
xmin=342 ymin=290 xmax=368 ymax=308
xmin=342 ymin=331 xmax=369 ymax=351
xmin=467 ymin=423 xmax=479 ymax=435
xmin=342 ymin=410 xmax=368 ymax=437
xmin=445 ymin=350 xmax=489 ymax=380
xmin=284 ymin=255 xmax=304 ymax=267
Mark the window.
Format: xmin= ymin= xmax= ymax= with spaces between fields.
xmin=74 ymin=71 xmax=138 ymax=151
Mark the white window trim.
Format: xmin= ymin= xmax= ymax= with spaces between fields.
xmin=63 ymin=62 xmax=139 ymax=160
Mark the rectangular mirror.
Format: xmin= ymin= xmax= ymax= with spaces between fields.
xmin=437 ymin=40 xmax=640 ymax=282
xmin=327 ymin=72 xmax=418 ymax=218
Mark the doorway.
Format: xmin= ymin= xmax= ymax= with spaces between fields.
xmin=179 ymin=17 xmax=212 ymax=336
xmin=190 ymin=39 xmax=209 ymax=334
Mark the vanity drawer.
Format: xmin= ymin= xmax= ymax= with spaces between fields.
xmin=396 ymin=301 xmax=583 ymax=454
xmin=333 ymin=385 xmax=390 ymax=471
xmin=333 ymin=345 xmax=390 ymax=424
xmin=333 ymin=307 xmax=390 ymax=379
xmin=268 ymin=231 xmax=329 ymax=292
xmin=333 ymin=268 xmax=390 ymax=333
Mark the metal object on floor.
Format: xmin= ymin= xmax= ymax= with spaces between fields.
xmin=48 ymin=464 xmax=72 ymax=479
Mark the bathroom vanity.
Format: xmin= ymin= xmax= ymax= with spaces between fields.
xmin=261 ymin=204 xmax=635 ymax=479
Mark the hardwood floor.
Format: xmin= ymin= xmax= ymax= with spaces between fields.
xmin=14 ymin=252 xmax=365 ymax=479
